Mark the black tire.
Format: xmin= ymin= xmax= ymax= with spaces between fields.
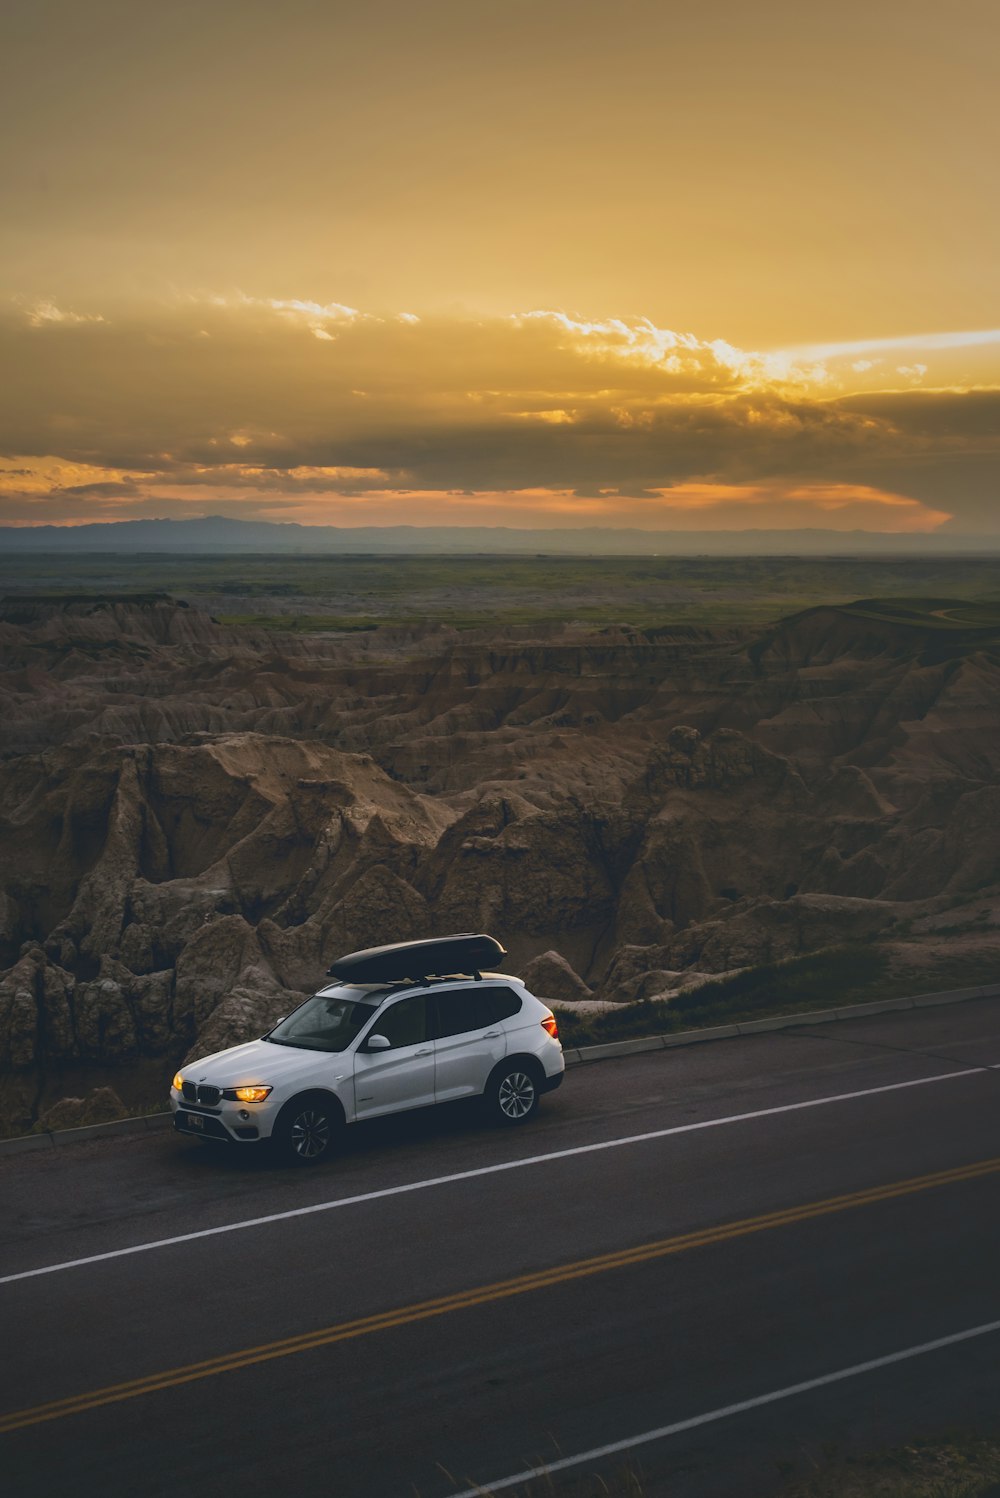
xmin=486 ymin=1061 xmax=541 ymax=1126
xmin=274 ymin=1095 xmax=343 ymax=1165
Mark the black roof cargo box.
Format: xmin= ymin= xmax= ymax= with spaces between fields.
xmin=327 ymin=933 xmax=507 ymax=983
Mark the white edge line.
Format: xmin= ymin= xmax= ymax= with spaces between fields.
xmin=444 ymin=1316 xmax=1000 ymax=1496
xmin=0 ymin=1066 xmax=986 ymax=1287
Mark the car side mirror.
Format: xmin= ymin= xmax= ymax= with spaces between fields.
xmin=365 ymin=1033 xmax=391 ymax=1051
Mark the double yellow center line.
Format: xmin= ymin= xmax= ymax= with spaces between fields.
xmin=4 ymin=1153 xmax=999 ymax=1435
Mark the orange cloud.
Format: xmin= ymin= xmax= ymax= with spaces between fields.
xmin=0 ymin=296 xmax=996 ymax=531
xmin=0 ymin=445 xmax=953 ymax=532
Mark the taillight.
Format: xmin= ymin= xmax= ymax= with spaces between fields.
xmin=541 ymin=1015 xmax=559 ymax=1039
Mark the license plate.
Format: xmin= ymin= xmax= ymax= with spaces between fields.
xmin=186 ymin=1112 xmax=204 ymax=1130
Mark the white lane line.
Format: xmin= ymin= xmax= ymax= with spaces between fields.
xmin=0 ymin=1065 xmax=987 ymax=1286
xmin=445 ymin=1316 xmax=1000 ymax=1497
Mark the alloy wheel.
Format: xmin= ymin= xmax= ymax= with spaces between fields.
xmin=290 ymin=1108 xmax=331 ymax=1159
xmin=497 ymin=1070 xmax=536 ymax=1120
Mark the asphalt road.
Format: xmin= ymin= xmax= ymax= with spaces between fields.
xmin=3 ymin=999 xmax=1000 ymax=1498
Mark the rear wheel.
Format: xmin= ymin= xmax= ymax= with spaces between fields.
xmin=487 ymin=1062 xmax=540 ymax=1126
xmin=275 ymin=1096 xmax=342 ymax=1164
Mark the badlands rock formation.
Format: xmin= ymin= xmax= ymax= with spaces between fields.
xmin=1 ymin=594 xmax=998 ymax=1130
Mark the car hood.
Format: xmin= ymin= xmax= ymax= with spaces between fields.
xmin=183 ymin=1038 xmax=351 ymax=1086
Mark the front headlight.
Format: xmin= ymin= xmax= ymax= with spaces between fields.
xmin=172 ymin=1072 xmax=185 ymax=1092
xmin=233 ymin=1085 xmax=272 ymax=1103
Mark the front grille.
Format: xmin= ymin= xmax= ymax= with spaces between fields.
xmin=181 ymin=1081 xmax=221 ymax=1107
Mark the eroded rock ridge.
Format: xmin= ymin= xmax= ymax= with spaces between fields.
xmin=2 ymin=596 xmax=998 ymax=1130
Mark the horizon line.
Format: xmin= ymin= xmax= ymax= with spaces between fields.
xmin=1 ymin=515 xmax=995 ymax=538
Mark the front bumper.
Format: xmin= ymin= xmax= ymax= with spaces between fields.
xmin=170 ymin=1092 xmax=277 ymax=1143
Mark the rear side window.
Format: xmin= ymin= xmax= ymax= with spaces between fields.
xmin=487 ymin=986 xmax=523 ymax=1022
xmin=434 ymin=986 xmax=523 ymax=1037
xmin=434 ymin=988 xmax=493 ymax=1037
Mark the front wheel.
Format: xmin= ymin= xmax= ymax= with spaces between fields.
xmin=274 ymin=1097 xmax=342 ymax=1165
xmin=487 ymin=1063 xmax=540 ymax=1126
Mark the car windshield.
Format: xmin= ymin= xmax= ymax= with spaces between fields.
xmin=264 ymin=994 xmax=378 ymax=1052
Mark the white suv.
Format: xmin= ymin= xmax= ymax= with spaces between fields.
xmin=170 ymin=939 xmax=564 ymax=1163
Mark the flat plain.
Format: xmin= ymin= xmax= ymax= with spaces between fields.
xmin=3 ymin=552 xmax=1000 ymax=630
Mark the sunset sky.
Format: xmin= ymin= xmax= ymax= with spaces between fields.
xmin=2 ymin=0 xmax=997 ymax=536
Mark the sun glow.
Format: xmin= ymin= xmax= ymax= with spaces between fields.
xmin=0 ymin=293 xmax=995 ymax=533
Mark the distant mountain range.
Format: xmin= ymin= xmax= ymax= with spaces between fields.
xmin=0 ymin=516 xmax=993 ymax=554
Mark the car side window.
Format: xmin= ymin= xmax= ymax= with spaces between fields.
xmin=435 ymin=988 xmax=494 ymax=1037
xmin=487 ymin=986 xmax=523 ymax=1022
xmin=376 ymin=995 xmax=428 ymax=1048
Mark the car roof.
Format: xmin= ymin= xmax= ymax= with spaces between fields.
xmin=309 ymin=981 xmax=389 ymax=1003
xmin=314 ymin=973 xmax=525 ymax=1003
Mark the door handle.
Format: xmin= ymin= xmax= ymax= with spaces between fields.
xmin=484 ymin=1032 xmax=500 ymax=1038
xmin=415 ymin=1048 xmax=433 ymax=1056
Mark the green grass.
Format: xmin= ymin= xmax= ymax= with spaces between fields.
xmin=836 ymin=597 xmax=1000 ymax=632
xmin=476 ymin=1432 xmax=1000 ymax=1496
xmin=4 ymin=555 xmax=1000 ymax=630
xmin=217 ymin=613 xmax=380 ymax=633
xmin=555 ymin=946 xmax=893 ymax=1047
xmin=775 ymin=1432 xmax=1000 ymax=1497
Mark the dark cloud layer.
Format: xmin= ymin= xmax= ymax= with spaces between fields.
xmin=1 ymin=298 xmax=997 ymax=530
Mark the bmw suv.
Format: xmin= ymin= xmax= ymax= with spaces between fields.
xmin=170 ymin=962 xmax=564 ymax=1164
